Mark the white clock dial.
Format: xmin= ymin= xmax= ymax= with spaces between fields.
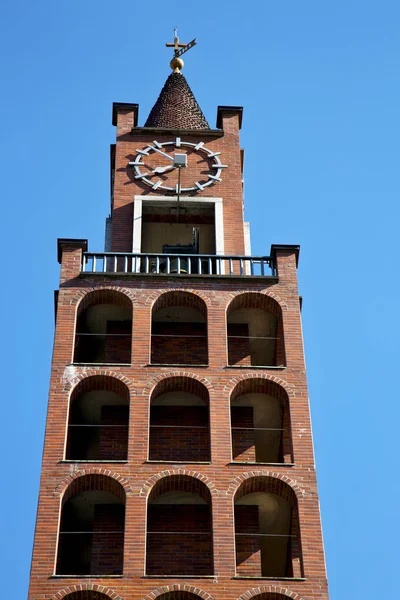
xmin=129 ymin=138 xmax=227 ymax=192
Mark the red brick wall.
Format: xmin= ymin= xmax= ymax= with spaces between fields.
xmin=234 ymin=505 xmax=261 ymax=576
xmin=147 ymin=504 xmax=213 ymax=575
xmin=227 ymin=323 xmax=251 ymax=366
xmin=231 ymin=406 xmax=255 ymax=461
xmin=99 ymin=406 xmax=129 ymax=461
xmin=151 ymin=322 xmax=208 ymax=365
xmin=28 ymin=213 xmax=329 ymax=599
xmin=149 ymin=406 xmax=210 ymax=461
xmin=91 ymin=504 xmax=124 ymax=575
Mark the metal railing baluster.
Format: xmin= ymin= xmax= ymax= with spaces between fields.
xmin=80 ymin=253 xmax=274 ymax=277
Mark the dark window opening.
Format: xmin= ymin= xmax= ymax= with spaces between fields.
xmin=146 ymin=480 xmax=213 ymax=576
xmin=74 ymin=295 xmax=132 ymax=364
xmin=151 ymin=293 xmax=208 ymax=366
xmin=57 ymin=487 xmax=125 ymax=575
xmin=151 ymin=321 xmax=207 ymax=365
xmin=149 ymin=403 xmax=210 ymax=462
xmin=66 ymin=376 xmax=130 ymax=462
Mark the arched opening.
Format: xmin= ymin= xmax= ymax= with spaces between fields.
xmin=74 ymin=290 xmax=132 ymax=364
xmin=66 ymin=376 xmax=129 ymax=461
xmin=149 ymin=377 xmax=210 ymax=462
xmin=230 ymin=379 xmax=292 ymax=464
xmin=151 ymin=291 xmax=208 ymax=365
xmin=234 ymin=477 xmax=302 ymax=578
xmin=146 ymin=475 xmax=213 ymax=575
xmin=226 ymin=293 xmax=285 ymax=367
xmin=56 ymin=475 xmax=125 ymax=575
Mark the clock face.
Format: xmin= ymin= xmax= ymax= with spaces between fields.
xmin=129 ymin=138 xmax=227 ymax=192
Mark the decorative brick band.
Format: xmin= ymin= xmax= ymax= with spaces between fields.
xmin=142 ymin=584 xmax=214 ymax=600
xmin=145 ymin=287 xmax=211 ymax=310
xmin=61 ymin=369 xmax=136 ymax=396
xmin=51 ymin=584 xmax=123 ymax=600
xmin=225 ymin=289 xmax=288 ymax=312
xmin=144 ymin=372 xmax=214 ymax=398
xmin=239 ymin=587 xmax=306 ymax=600
xmin=71 ymin=285 xmax=138 ymax=309
xmin=150 ymin=289 xmax=209 ymax=319
xmin=140 ymin=469 xmax=217 ymax=498
xmin=53 ymin=468 xmax=134 ymax=499
xmin=227 ymin=471 xmax=304 ymax=500
xmin=224 ymin=373 xmax=294 ymax=397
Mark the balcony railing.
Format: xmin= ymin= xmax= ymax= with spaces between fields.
xmin=82 ymin=252 xmax=275 ymax=277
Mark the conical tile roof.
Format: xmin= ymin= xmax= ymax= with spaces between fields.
xmin=144 ymin=72 xmax=209 ymax=129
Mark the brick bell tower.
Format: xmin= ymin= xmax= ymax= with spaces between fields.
xmin=28 ymin=32 xmax=330 ymax=600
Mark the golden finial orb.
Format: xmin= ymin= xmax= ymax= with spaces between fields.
xmin=170 ymin=56 xmax=184 ymax=73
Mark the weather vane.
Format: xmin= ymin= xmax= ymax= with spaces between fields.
xmin=166 ymin=28 xmax=197 ymax=73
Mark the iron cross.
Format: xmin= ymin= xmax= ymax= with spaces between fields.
xmin=166 ymin=28 xmax=197 ymax=58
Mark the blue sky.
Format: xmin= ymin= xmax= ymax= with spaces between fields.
xmin=1 ymin=2 xmax=399 ymax=598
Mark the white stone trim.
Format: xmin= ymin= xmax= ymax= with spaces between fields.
xmin=132 ymin=195 xmax=225 ymax=264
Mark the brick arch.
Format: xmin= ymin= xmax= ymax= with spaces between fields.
xmin=62 ymin=369 xmax=136 ymax=395
xmin=224 ymin=373 xmax=294 ymax=397
xmin=225 ymin=289 xmax=288 ymax=312
xmin=150 ymin=375 xmax=210 ymax=405
xmin=151 ymin=289 xmax=208 ymax=319
xmin=142 ymin=586 xmax=214 ymax=600
xmin=148 ymin=474 xmax=212 ymax=505
xmin=144 ymin=371 xmax=214 ymax=398
xmin=140 ymin=470 xmax=217 ymax=498
xmin=76 ymin=288 xmax=133 ymax=317
xmin=227 ymin=471 xmax=304 ymax=500
xmin=239 ymin=587 xmax=306 ymax=600
xmin=52 ymin=585 xmax=123 ymax=600
xmin=71 ymin=285 xmax=138 ymax=309
xmin=145 ymin=287 xmax=211 ymax=311
xmin=230 ymin=377 xmax=291 ymax=405
xmin=69 ymin=374 xmax=130 ymax=404
xmin=54 ymin=469 xmax=133 ymax=500
xmin=52 ymin=587 xmax=123 ymax=600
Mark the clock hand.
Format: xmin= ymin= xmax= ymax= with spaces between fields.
xmin=147 ymin=145 xmax=175 ymax=162
xmin=152 ymin=164 xmax=177 ymax=174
